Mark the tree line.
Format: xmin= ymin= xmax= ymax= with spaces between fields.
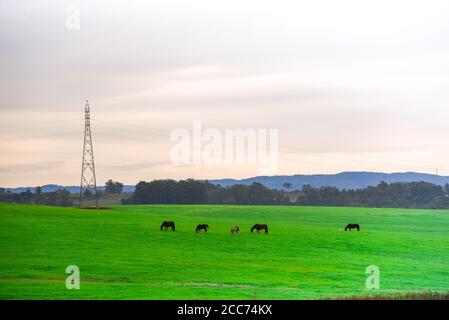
xmin=0 ymin=187 xmax=73 ymax=207
xmin=294 ymin=181 xmax=449 ymax=209
xmin=124 ymin=179 xmax=290 ymax=205
xmin=0 ymin=179 xmax=124 ymax=207
xmin=125 ymin=179 xmax=449 ymax=209
xmin=2 ymin=179 xmax=449 ymax=209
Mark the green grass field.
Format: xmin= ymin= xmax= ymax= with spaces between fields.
xmin=0 ymin=203 xmax=448 ymax=299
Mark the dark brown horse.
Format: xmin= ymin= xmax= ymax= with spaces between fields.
xmin=230 ymin=225 xmax=240 ymax=235
xmin=160 ymin=221 xmax=175 ymax=231
xmin=251 ymin=224 xmax=268 ymax=234
xmin=196 ymin=224 xmax=209 ymax=233
xmin=345 ymin=223 xmax=360 ymax=231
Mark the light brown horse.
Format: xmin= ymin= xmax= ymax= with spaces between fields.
xmin=230 ymin=225 xmax=240 ymax=235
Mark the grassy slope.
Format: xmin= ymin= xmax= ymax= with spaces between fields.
xmin=0 ymin=203 xmax=448 ymax=299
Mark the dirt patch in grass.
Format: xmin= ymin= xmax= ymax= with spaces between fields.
xmin=327 ymin=291 xmax=449 ymax=300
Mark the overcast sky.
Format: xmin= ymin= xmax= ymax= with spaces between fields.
xmin=1 ymin=0 xmax=449 ymax=187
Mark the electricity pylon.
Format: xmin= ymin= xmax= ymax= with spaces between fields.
xmin=79 ymin=100 xmax=99 ymax=208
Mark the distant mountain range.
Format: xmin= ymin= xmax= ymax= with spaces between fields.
xmin=4 ymin=172 xmax=449 ymax=193
xmin=208 ymin=172 xmax=449 ymax=190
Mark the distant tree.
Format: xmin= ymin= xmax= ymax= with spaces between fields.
xmin=54 ymin=189 xmax=72 ymax=206
xmin=105 ymin=179 xmax=114 ymax=194
xmin=378 ymin=181 xmax=388 ymax=189
xmin=35 ymin=186 xmax=42 ymax=204
xmin=282 ymin=182 xmax=292 ymax=191
xmin=105 ymin=179 xmax=124 ymax=194
xmin=230 ymin=184 xmax=250 ymax=204
xmin=23 ymin=189 xmax=34 ymax=203
xmin=0 ymin=188 xmax=5 ymax=194
xmin=444 ymin=183 xmax=449 ymax=196
xmin=431 ymin=195 xmax=449 ymax=209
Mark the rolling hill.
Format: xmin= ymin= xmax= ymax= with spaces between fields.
xmin=209 ymin=171 xmax=449 ymax=190
xmin=4 ymin=172 xmax=449 ymax=193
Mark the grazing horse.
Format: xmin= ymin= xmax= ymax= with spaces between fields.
xmin=251 ymin=224 xmax=268 ymax=234
xmin=230 ymin=225 xmax=240 ymax=235
xmin=160 ymin=221 xmax=175 ymax=231
xmin=196 ymin=224 xmax=209 ymax=233
xmin=345 ymin=223 xmax=360 ymax=231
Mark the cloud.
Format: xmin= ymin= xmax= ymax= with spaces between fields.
xmin=101 ymin=161 xmax=169 ymax=172
xmin=0 ymin=0 xmax=449 ymax=185
xmin=0 ymin=161 xmax=66 ymax=174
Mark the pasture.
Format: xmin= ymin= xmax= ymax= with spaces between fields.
xmin=0 ymin=203 xmax=448 ymax=299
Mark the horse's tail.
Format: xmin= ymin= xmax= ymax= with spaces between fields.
xmin=172 ymin=223 xmax=175 ymax=231
xmin=265 ymin=225 xmax=269 ymax=234
xmin=356 ymin=224 xmax=360 ymax=231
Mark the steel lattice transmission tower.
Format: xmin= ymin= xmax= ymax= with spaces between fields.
xmin=79 ymin=100 xmax=99 ymax=208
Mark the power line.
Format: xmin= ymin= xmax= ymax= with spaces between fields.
xmin=1 ymin=131 xmax=81 ymax=142
xmin=0 ymin=124 xmax=80 ymax=134
xmin=0 ymin=118 xmax=80 ymax=128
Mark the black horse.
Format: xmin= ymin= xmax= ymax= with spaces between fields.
xmin=251 ymin=224 xmax=268 ymax=234
xmin=196 ymin=224 xmax=209 ymax=233
xmin=160 ymin=221 xmax=175 ymax=231
xmin=345 ymin=223 xmax=360 ymax=231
